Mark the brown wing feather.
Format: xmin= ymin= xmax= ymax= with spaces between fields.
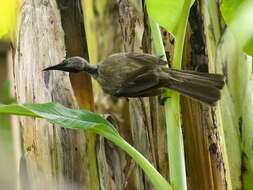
xmin=105 ymin=52 xmax=167 ymax=65
xmin=126 ymin=52 xmax=167 ymax=66
xmin=115 ymin=71 xmax=160 ymax=97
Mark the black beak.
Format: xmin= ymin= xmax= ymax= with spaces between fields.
xmin=43 ymin=63 xmax=65 ymax=71
xmin=43 ymin=61 xmax=80 ymax=73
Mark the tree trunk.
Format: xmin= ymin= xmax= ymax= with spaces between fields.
xmin=82 ymin=1 xmax=127 ymax=190
xmin=118 ymin=1 xmax=168 ymax=189
xmin=180 ymin=2 xmax=228 ymax=190
xmin=82 ymin=1 xmax=169 ymax=189
xmin=12 ymin=1 xmax=96 ymax=189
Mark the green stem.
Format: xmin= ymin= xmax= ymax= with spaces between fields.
xmin=91 ymin=128 xmax=172 ymax=190
xmin=149 ymin=17 xmax=187 ymax=190
xmin=0 ymin=103 xmax=172 ymax=190
xmin=173 ymin=2 xmax=190 ymax=69
xmin=149 ymin=1 xmax=191 ymax=189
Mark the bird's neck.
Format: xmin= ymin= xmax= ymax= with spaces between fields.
xmin=84 ymin=64 xmax=98 ymax=77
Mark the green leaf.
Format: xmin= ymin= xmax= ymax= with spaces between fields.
xmin=0 ymin=103 xmax=118 ymax=134
xmin=191 ymin=0 xmax=195 ymax=6
xmin=243 ymin=37 xmax=253 ymax=55
xmin=146 ymin=0 xmax=195 ymax=35
xmin=146 ymin=0 xmax=184 ymax=35
xmin=0 ymin=102 xmax=171 ymax=189
xmin=220 ymin=0 xmax=246 ymax=24
xmin=221 ymin=0 xmax=253 ymax=55
xmin=0 ymin=104 xmax=39 ymax=117
xmin=0 ymin=0 xmax=19 ymax=39
xmin=0 ymin=80 xmax=16 ymax=104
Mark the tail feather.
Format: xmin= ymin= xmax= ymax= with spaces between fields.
xmin=167 ymin=69 xmax=225 ymax=89
xmin=165 ymin=69 xmax=225 ymax=105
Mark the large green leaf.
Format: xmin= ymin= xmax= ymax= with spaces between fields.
xmin=0 ymin=0 xmax=19 ymax=39
xmin=146 ymin=0 xmax=195 ymax=35
xmin=146 ymin=0 xmax=182 ymax=34
xmin=0 ymin=102 xmax=171 ymax=190
xmin=0 ymin=103 xmax=118 ymax=134
xmin=146 ymin=0 xmax=187 ymax=35
xmin=221 ymin=0 xmax=253 ymax=55
xmin=0 ymin=104 xmax=38 ymax=117
xmin=220 ymin=0 xmax=246 ymax=24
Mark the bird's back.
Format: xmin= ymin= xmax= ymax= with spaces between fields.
xmin=96 ymin=52 xmax=166 ymax=95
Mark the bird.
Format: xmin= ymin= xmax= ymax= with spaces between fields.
xmin=43 ymin=52 xmax=225 ymax=106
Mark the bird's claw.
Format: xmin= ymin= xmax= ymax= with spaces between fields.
xmin=158 ymin=94 xmax=171 ymax=105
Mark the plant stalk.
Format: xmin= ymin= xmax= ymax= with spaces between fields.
xmin=149 ymin=15 xmax=187 ymax=190
xmin=91 ymin=128 xmax=172 ymax=190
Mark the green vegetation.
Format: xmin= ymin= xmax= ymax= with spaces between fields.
xmin=0 ymin=103 xmax=171 ymax=190
xmin=1 ymin=0 xmax=253 ymax=189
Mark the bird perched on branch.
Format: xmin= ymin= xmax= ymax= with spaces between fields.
xmin=43 ymin=52 xmax=225 ymax=106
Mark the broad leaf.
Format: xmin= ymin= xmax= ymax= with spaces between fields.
xmin=146 ymin=0 xmax=195 ymax=36
xmin=243 ymin=38 xmax=253 ymax=55
xmin=0 ymin=103 xmax=118 ymax=135
xmin=221 ymin=0 xmax=253 ymax=55
xmin=146 ymin=0 xmax=184 ymax=35
xmin=220 ymin=0 xmax=246 ymax=24
xmin=0 ymin=0 xmax=19 ymax=39
xmin=0 ymin=102 xmax=171 ymax=190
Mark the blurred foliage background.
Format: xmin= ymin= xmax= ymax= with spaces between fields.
xmin=0 ymin=1 xmax=19 ymax=189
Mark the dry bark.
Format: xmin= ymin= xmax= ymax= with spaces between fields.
xmin=12 ymin=1 xmax=94 ymax=189
xmin=81 ymin=1 xmax=128 ymax=190
xmin=82 ymin=1 xmax=169 ymax=189
xmin=180 ymin=2 xmax=228 ymax=190
xmin=118 ymin=1 xmax=168 ymax=189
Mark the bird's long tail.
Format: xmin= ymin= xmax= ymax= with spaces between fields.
xmin=164 ymin=69 xmax=225 ymax=105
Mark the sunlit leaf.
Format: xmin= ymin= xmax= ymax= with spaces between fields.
xmin=221 ymin=0 xmax=253 ymax=55
xmin=191 ymin=0 xmax=195 ymax=6
xmin=0 ymin=0 xmax=20 ymax=39
xmin=146 ymin=0 xmax=194 ymax=37
xmin=243 ymin=37 xmax=253 ymax=55
xmin=220 ymin=0 xmax=246 ymax=24
xmin=146 ymin=0 xmax=184 ymax=35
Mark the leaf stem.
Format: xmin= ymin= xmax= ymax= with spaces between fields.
xmin=0 ymin=103 xmax=172 ymax=190
xmin=91 ymin=128 xmax=172 ymax=190
xmin=148 ymin=1 xmax=191 ymax=188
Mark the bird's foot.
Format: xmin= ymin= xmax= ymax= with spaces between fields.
xmin=159 ymin=94 xmax=171 ymax=105
xmin=158 ymin=55 xmax=165 ymax=59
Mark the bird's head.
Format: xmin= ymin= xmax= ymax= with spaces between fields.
xmin=43 ymin=57 xmax=89 ymax=73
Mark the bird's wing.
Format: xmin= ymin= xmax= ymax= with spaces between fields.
xmin=103 ymin=52 xmax=167 ymax=67
xmin=125 ymin=52 xmax=168 ymax=66
xmin=114 ymin=68 xmax=160 ymax=97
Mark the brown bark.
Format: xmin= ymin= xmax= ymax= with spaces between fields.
xmin=55 ymin=1 xmax=99 ymax=189
xmin=82 ymin=1 xmax=169 ymax=189
xmin=118 ymin=1 xmax=168 ymax=189
xmin=180 ymin=2 xmax=228 ymax=190
xmin=12 ymin=1 xmax=95 ymax=189
xmin=81 ymin=1 xmax=128 ymax=190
